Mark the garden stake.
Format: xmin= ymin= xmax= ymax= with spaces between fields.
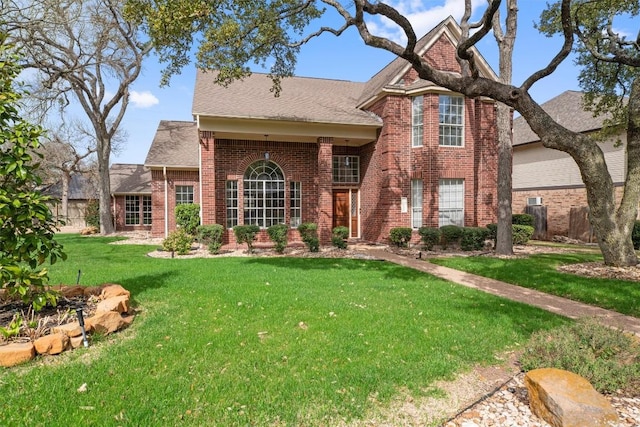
xmin=76 ymin=308 xmax=90 ymax=348
xmin=76 ymin=269 xmax=82 ymax=285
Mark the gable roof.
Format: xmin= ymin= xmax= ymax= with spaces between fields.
xmin=192 ymin=71 xmax=381 ymax=127
xmin=513 ymin=91 xmax=609 ymax=146
xmin=110 ymin=163 xmax=151 ymax=194
xmin=357 ymin=16 xmax=498 ymax=108
xmin=145 ymin=120 xmax=199 ymax=168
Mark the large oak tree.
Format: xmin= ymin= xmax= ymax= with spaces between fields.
xmin=126 ymin=0 xmax=640 ymax=266
xmin=4 ymin=0 xmax=151 ymax=234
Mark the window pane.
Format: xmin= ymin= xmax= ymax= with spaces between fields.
xmin=226 ymin=180 xmax=238 ymax=229
xmin=290 ymin=182 xmax=301 ymax=228
xmin=439 ymin=179 xmax=464 ymax=227
xmin=243 ymin=161 xmax=285 ymax=228
xmin=412 ymin=95 xmax=423 ymax=147
xmin=142 ymin=196 xmax=152 ymax=225
xmin=411 ymin=179 xmax=423 ymax=229
xmin=176 ymin=185 xmax=194 ymax=204
xmin=332 ymin=156 xmax=359 ymax=184
xmin=125 ymin=195 xmax=140 ymax=225
xmin=439 ymin=95 xmax=464 ymax=146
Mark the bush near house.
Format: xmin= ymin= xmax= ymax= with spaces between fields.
xmin=175 ymin=203 xmax=200 ymax=235
xmin=512 ymin=213 xmax=534 ymax=227
xmin=267 ymin=223 xmax=289 ymax=253
xmin=440 ymin=225 xmax=463 ymax=249
xmin=389 ymin=227 xmax=412 ymax=248
xmin=298 ymin=222 xmax=319 ymax=252
xmin=632 ymin=220 xmax=640 ymax=250
xmin=85 ymin=199 xmax=100 ymax=228
xmin=418 ymin=227 xmax=441 ymax=251
xmin=162 ymin=228 xmax=193 ymax=255
xmin=513 ymin=225 xmax=534 ymax=245
xmin=332 ymin=226 xmax=349 ymax=249
xmin=196 ymin=224 xmax=224 ymax=254
xmin=460 ymin=227 xmax=490 ymax=251
xmin=233 ymin=224 xmax=260 ymax=253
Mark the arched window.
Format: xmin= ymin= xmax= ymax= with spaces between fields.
xmin=243 ymin=161 xmax=285 ymax=227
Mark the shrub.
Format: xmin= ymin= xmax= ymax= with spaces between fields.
xmin=486 ymin=223 xmax=497 ymax=243
xmin=267 ymin=223 xmax=289 ymax=253
xmin=512 ymin=225 xmax=534 ymax=245
xmin=520 ymin=318 xmax=640 ymax=395
xmin=298 ymin=222 xmax=319 ymax=252
xmin=196 ymin=224 xmax=224 ymax=254
xmin=175 ymin=204 xmax=200 ymax=235
xmin=389 ymin=227 xmax=412 ymax=248
xmin=85 ymin=199 xmax=100 ymax=228
xmin=233 ymin=224 xmax=260 ymax=253
xmin=440 ymin=225 xmax=463 ymax=249
xmin=460 ymin=227 xmax=490 ymax=251
xmin=162 ymin=228 xmax=193 ymax=255
xmin=512 ymin=213 xmax=534 ymax=227
xmin=418 ymin=227 xmax=441 ymax=251
xmin=632 ymin=220 xmax=640 ymax=250
xmin=332 ymin=226 xmax=349 ymax=249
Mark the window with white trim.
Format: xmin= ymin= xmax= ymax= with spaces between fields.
xmin=175 ymin=185 xmax=194 ymax=204
xmin=412 ymin=95 xmax=424 ymax=147
xmin=243 ymin=161 xmax=285 ymax=227
xmin=226 ymin=180 xmax=238 ymax=229
xmin=411 ymin=179 xmax=423 ymax=229
xmin=125 ymin=195 xmax=140 ymax=225
xmin=439 ymin=178 xmax=464 ymax=227
xmin=439 ymin=95 xmax=464 ymax=146
xmin=332 ymin=156 xmax=359 ymax=184
xmin=142 ymin=196 xmax=152 ymax=225
xmin=290 ymin=181 xmax=301 ymax=228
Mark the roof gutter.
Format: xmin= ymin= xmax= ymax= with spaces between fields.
xmin=163 ymin=166 xmax=168 ymax=238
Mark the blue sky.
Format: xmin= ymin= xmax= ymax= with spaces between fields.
xmin=111 ymin=0 xmax=595 ymax=164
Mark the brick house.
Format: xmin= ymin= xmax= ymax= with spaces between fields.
xmin=110 ymin=163 xmax=153 ymax=232
xmin=126 ymin=16 xmax=499 ymax=245
xmin=512 ymin=90 xmax=627 ymax=240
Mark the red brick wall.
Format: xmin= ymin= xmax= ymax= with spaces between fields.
xmin=112 ymin=195 xmax=152 ymax=233
xmin=149 ymin=169 xmax=200 ymax=237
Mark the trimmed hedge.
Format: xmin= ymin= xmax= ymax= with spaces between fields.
xmin=332 ymin=226 xmax=349 ymax=249
xmin=267 ymin=223 xmax=289 ymax=253
xmin=162 ymin=228 xmax=193 ymax=255
xmin=512 ymin=213 xmax=534 ymax=227
xmin=418 ymin=227 xmax=441 ymax=251
xmin=460 ymin=227 xmax=490 ymax=251
xmin=233 ymin=224 xmax=260 ymax=253
xmin=440 ymin=225 xmax=463 ymax=249
xmin=389 ymin=227 xmax=412 ymax=248
xmin=298 ymin=222 xmax=319 ymax=252
xmin=175 ymin=203 xmax=200 ymax=235
xmin=196 ymin=224 xmax=224 ymax=254
xmin=513 ymin=225 xmax=534 ymax=245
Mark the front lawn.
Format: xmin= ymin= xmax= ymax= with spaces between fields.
xmin=431 ymin=253 xmax=640 ymax=317
xmin=0 ymin=235 xmax=566 ymax=426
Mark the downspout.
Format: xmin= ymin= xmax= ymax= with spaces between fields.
xmin=163 ymin=166 xmax=168 ymax=237
xmin=197 ymin=114 xmax=203 ymax=225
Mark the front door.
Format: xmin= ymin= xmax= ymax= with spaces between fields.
xmin=332 ymin=189 xmax=358 ymax=238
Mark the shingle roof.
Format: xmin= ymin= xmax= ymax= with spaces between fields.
xmin=513 ymin=91 xmax=607 ymax=145
xmin=192 ymin=71 xmax=381 ymax=127
xmin=43 ymin=173 xmax=97 ymax=200
xmin=144 ymin=120 xmax=199 ymax=168
xmin=109 ymin=163 xmax=151 ymax=194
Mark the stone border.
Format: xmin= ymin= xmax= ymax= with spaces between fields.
xmin=0 ymin=284 xmax=134 ymax=368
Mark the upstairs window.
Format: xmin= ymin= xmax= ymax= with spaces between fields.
xmin=332 ymin=156 xmax=359 ymax=184
xmin=412 ymin=95 xmax=424 ymax=147
xmin=439 ymin=95 xmax=464 ymax=147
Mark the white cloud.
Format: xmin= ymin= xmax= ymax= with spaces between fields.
xmin=366 ymin=0 xmax=486 ymax=43
xmin=130 ymin=90 xmax=159 ymax=108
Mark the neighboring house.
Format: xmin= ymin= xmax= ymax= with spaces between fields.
xmin=43 ymin=173 xmax=98 ymax=227
xmin=512 ymin=90 xmax=626 ymax=239
xmin=141 ymin=16 xmax=499 ymax=245
xmin=110 ymin=163 xmax=153 ymax=232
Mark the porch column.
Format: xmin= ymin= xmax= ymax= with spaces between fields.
xmin=317 ymin=137 xmax=333 ymax=245
xmin=200 ymin=131 xmax=216 ymax=226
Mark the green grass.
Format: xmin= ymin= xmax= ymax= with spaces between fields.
xmin=431 ymin=253 xmax=640 ymax=317
xmin=0 ymin=235 xmax=566 ymax=426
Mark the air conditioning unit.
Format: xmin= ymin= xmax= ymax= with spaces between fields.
xmin=527 ymin=196 xmax=543 ymax=206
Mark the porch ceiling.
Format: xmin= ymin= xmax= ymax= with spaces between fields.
xmin=197 ymin=115 xmax=379 ymax=147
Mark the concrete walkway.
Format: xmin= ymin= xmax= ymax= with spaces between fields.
xmin=366 ymin=249 xmax=640 ymax=337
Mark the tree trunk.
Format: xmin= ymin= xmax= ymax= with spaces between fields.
xmin=61 ymin=171 xmax=70 ymax=224
xmin=495 ymin=102 xmax=513 ymax=255
xmin=97 ymin=135 xmax=114 ymax=235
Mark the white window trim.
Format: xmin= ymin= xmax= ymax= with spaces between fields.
xmin=411 ymin=179 xmax=423 ymax=229
xmin=439 ymin=178 xmax=465 ymax=227
xmin=412 ymin=95 xmax=424 ymax=148
xmin=438 ymin=95 xmax=465 ymax=148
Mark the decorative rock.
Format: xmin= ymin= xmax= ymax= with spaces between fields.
xmin=70 ymin=336 xmax=86 ymax=349
xmin=86 ymin=311 xmax=128 ymax=334
xmin=96 ymin=295 xmax=130 ymax=314
xmin=83 ymin=286 xmax=103 ymax=297
xmin=34 ymin=333 xmax=70 ymax=355
xmin=0 ymin=342 xmax=35 ymax=367
xmin=58 ymin=285 xmax=86 ymax=298
xmin=525 ymin=368 xmax=619 ymax=427
xmin=51 ymin=321 xmax=89 ymax=337
xmin=100 ymin=284 xmax=130 ymax=299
